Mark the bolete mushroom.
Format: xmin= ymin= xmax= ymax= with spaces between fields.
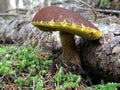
xmin=32 ymin=6 xmax=102 ymax=69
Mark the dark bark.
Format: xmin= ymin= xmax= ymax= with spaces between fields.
xmin=79 ymin=33 xmax=120 ymax=83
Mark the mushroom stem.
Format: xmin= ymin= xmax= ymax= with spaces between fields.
xmin=60 ymin=32 xmax=81 ymax=67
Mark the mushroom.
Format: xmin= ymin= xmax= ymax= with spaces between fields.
xmin=32 ymin=6 xmax=102 ymax=69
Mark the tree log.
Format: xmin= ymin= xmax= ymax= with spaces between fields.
xmin=79 ymin=25 xmax=120 ymax=83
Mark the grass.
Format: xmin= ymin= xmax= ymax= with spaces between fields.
xmin=0 ymin=45 xmax=120 ymax=90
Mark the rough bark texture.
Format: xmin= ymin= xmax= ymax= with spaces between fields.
xmin=79 ymin=26 xmax=120 ymax=83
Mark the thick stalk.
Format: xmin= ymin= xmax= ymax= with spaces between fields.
xmin=60 ymin=32 xmax=81 ymax=67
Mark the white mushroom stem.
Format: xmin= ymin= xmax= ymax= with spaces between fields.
xmin=60 ymin=32 xmax=81 ymax=67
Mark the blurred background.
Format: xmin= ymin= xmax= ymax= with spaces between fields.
xmin=0 ymin=0 xmax=119 ymax=13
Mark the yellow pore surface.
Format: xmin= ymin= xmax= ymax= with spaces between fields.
xmin=32 ymin=20 xmax=102 ymax=40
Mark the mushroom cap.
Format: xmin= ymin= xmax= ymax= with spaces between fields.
xmin=32 ymin=6 xmax=102 ymax=40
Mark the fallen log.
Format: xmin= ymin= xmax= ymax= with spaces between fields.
xmin=79 ymin=24 xmax=120 ymax=83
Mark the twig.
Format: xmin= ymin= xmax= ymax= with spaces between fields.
xmin=32 ymin=78 xmax=36 ymax=90
xmin=95 ymin=8 xmax=120 ymax=14
xmin=0 ymin=13 xmax=18 ymax=17
xmin=75 ymin=0 xmax=98 ymax=21
xmin=5 ymin=8 xmax=30 ymax=13
xmin=76 ymin=7 xmax=120 ymax=14
xmin=0 ymin=74 xmax=6 ymax=81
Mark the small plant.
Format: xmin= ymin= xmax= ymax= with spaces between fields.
xmin=0 ymin=60 xmax=14 ymax=75
xmin=53 ymin=67 xmax=81 ymax=89
xmin=98 ymin=0 xmax=110 ymax=8
xmin=36 ymin=79 xmax=43 ymax=90
xmin=92 ymin=82 xmax=120 ymax=90
xmin=0 ymin=45 xmax=52 ymax=89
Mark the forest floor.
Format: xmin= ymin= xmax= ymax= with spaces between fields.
xmin=0 ymin=6 xmax=120 ymax=90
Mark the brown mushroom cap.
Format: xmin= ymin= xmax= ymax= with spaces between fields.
xmin=32 ymin=6 xmax=102 ymax=40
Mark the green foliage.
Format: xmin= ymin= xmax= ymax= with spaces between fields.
xmin=53 ymin=67 xmax=81 ymax=89
xmin=0 ymin=45 xmax=120 ymax=89
xmin=0 ymin=46 xmax=17 ymax=75
xmin=0 ymin=45 xmax=52 ymax=89
xmin=36 ymin=79 xmax=43 ymax=90
xmin=92 ymin=82 xmax=120 ymax=90
xmin=14 ymin=77 xmax=25 ymax=86
xmin=99 ymin=0 xmax=110 ymax=8
xmin=0 ymin=60 xmax=14 ymax=75
xmin=0 ymin=45 xmax=16 ymax=58
xmin=53 ymin=66 xmax=63 ymax=83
